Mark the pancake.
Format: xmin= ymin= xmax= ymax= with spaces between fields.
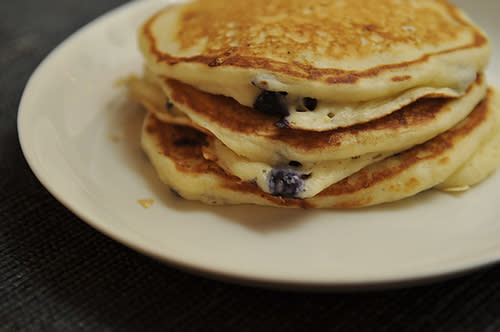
xmin=202 ymin=136 xmax=395 ymax=199
xmin=139 ymin=0 xmax=490 ymax=130
xmin=128 ymin=73 xmax=486 ymax=198
xmin=140 ymin=89 xmax=499 ymax=208
xmin=438 ymin=93 xmax=500 ymax=191
xmin=276 ymin=85 xmax=465 ymax=131
xmin=127 ymin=74 xmax=204 ymax=132
xmin=131 ymin=73 xmax=487 ymax=165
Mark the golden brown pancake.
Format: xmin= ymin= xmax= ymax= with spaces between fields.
xmin=138 ymin=0 xmax=490 ymax=131
xmin=131 ymin=73 xmax=487 ymax=165
xmin=438 ymin=92 xmax=500 ymax=191
xmin=140 ymin=89 xmax=499 ymax=208
xmin=131 ymin=0 xmax=499 ymax=207
xmin=202 ymin=134 xmax=395 ymax=199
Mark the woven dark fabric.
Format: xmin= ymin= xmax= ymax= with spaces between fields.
xmin=2 ymin=0 xmax=500 ymax=330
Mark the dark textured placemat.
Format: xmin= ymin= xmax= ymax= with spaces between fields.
xmin=2 ymin=0 xmax=500 ymax=330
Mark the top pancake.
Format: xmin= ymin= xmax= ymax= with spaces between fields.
xmin=139 ymin=0 xmax=490 ymax=108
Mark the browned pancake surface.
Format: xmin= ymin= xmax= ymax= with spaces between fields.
xmin=144 ymin=117 xmax=312 ymax=208
xmin=165 ymin=75 xmax=483 ymax=152
xmin=318 ymin=95 xmax=489 ymax=199
xmin=143 ymin=0 xmax=487 ymax=83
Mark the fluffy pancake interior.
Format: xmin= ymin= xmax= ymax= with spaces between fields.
xmin=203 ymin=136 xmax=395 ymax=199
xmin=140 ymin=68 xmax=472 ymax=131
xmin=283 ymin=84 xmax=466 ymax=131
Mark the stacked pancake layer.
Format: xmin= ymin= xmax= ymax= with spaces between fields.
xmin=130 ymin=0 xmax=500 ymax=208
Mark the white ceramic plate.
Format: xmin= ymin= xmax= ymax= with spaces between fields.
xmin=18 ymin=0 xmax=500 ymax=290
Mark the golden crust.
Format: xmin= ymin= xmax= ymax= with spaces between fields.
xmin=142 ymin=0 xmax=488 ymax=84
xmin=317 ymin=95 xmax=490 ymax=199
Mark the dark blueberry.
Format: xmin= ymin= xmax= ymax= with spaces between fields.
xmin=253 ymin=91 xmax=289 ymax=116
xmin=166 ymin=101 xmax=174 ymax=110
xmin=288 ymin=160 xmax=302 ymax=167
xmin=268 ymin=168 xmax=305 ymax=198
xmin=303 ymin=97 xmax=318 ymax=111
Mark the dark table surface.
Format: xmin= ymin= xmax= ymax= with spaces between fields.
xmin=3 ymin=0 xmax=500 ymax=330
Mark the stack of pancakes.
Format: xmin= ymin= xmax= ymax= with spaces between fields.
xmin=129 ymin=0 xmax=500 ymax=208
